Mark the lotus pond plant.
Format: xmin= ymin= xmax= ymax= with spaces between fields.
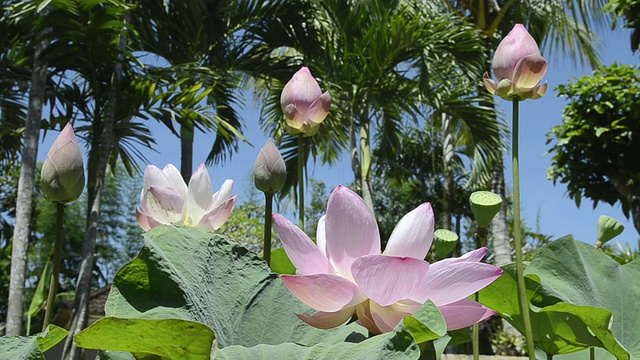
xmin=7 ymin=20 xmax=640 ymax=360
xmin=274 ymin=185 xmax=503 ymax=333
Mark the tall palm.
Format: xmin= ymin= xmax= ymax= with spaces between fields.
xmin=436 ymin=0 xmax=609 ymax=266
xmin=2 ymin=2 xmax=45 ymax=335
xmin=261 ymin=0 xmax=492 ymax=214
xmin=131 ymin=0 xmax=297 ymax=181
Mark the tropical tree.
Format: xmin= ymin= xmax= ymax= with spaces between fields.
xmin=373 ymin=125 xmax=475 ymax=249
xmin=548 ymin=63 xmax=640 ymax=235
xmin=261 ymin=0 xmax=492 ymax=215
xmin=131 ymin=0 xmax=303 ymax=181
xmin=4 ymin=3 xmax=51 ymax=336
xmin=606 ymin=0 xmax=640 ymax=51
xmin=434 ymin=0 xmax=610 ymax=267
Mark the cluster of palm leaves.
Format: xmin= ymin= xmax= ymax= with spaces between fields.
xmin=0 ymin=0 xmax=608 ymax=357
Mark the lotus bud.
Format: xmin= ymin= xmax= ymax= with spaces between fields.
xmin=254 ymin=138 xmax=286 ymax=194
xmin=469 ymin=191 xmax=502 ymax=228
xmin=41 ymin=123 xmax=85 ymax=203
xmin=483 ymin=24 xmax=548 ymax=101
xmin=596 ymin=215 xmax=624 ymax=248
xmin=280 ymin=67 xmax=331 ymax=136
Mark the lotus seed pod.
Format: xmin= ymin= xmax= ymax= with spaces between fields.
xmin=434 ymin=229 xmax=459 ymax=259
xmin=469 ymin=191 xmax=502 ymax=228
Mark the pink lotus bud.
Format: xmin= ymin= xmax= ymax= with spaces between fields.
xmin=254 ymin=138 xmax=286 ymax=194
xmin=41 ymin=123 xmax=85 ymax=203
xmin=280 ymin=67 xmax=331 ymax=136
xmin=483 ymin=24 xmax=548 ymax=101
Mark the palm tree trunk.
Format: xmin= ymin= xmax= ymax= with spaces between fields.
xmin=62 ymin=14 xmax=128 ymax=360
xmin=350 ymin=121 xmax=360 ymax=194
xmin=441 ymin=113 xmax=454 ymax=230
xmin=490 ymin=159 xmax=512 ymax=266
xmin=359 ymin=120 xmax=374 ymax=213
xmin=6 ymin=35 xmax=49 ymax=336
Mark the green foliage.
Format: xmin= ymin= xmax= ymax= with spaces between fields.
xmin=602 ymin=240 xmax=640 ymax=264
xmin=0 ymin=324 xmax=67 ymax=360
xmin=548 ymin=63 xmax=640 ymax=226
xmin=606 ymin=0 xmax=640 ymax=51
xmin=373 ymin=126 xmax=474 ymax=251
xmin=479 ymin=235 xmax=640 ymax=359
xmin=269 ymin=248 xmax=296 ymax=275
xmin=76 ymin=318 xmax=214 ymax=360
xmin=75 ymin=226 xmax=449 ymax=359
xmin=217 ymin=184 xmax=273 ymax=254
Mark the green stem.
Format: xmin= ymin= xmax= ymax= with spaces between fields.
xmin=472 ymin=300 xmax=479 ymax=360
xmin=263 ymin=193 xmax=273 ymax=266
xmin=590 ymin=347 xmax=595 ymax=360
xmin=472 ymin=226 xmax=488 ymax=360
xmin=512 ymin=100 xmax=535 ymax=359
xmin=298 ymin=134 xmax=305 ymax=230
xmin=43 ymin=202 xmax=64 ymax=331
xmin=547 ymin=354 xmax=553 ymax=360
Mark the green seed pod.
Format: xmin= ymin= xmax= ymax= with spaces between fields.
xmin=434 ymin=229 xmax=459 ymax=259
xmin=469 ymin=191 xmax=502 ymax=228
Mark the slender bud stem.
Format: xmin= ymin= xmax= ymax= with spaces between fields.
xmin=473 ymin=226 xmax=489 ymax=360
xmin=473 ymin=312 xmax=480 ymax=360
xmin=263 ymin=193 xmax=273 ymax=266
xmin=298 ymin=134 xmax=305 ymax=230
xmin=43 ymin=202 xmax=64 ymax=331
xmin=512 ymin=100 xmax=535 ymax=358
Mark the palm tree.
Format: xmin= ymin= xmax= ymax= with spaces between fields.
xmin=434 ymin=0 xmax=609 ymax=267
xmin=3 ymin=2 xmax=49 ymax=335
xmin=261 ymin=0 xmax=493 ymax=214
xmin=131 ymin=0 xmax=298 ymax=181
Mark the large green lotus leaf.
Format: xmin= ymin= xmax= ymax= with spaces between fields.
xmin=527 ymin=235 xmax=640 ymax=359
xmin=80 ymin=226 xmax=366 ymax=351
xmin=216 ymin=300 xmax=447 ymax=360
xmin=215 ymin=329 xmax=418 ymax=360
xmin=269 ymin=247 xmax=296 ymax=275
xmin=74 ymin=318 xmax=214 ymax=360
xmin=95 ymin=350 xmax=136 ymax=360
xmin=478 ymin=263 xmax=622 ymax=357
xmin=0 ymin=324 xmax=67 ymax=360
xmin=540 ymin=347 xmax=616 ymax=360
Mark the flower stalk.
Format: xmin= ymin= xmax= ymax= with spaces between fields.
xmin=512 ymin=99 xmax=535 ymax=359
xmin=263 ymin=193 xmax=273 ymax=266
xmin=253 ymin=138 xmax=286 ymax=265
xmin=42 ymin=203 xmax=64 ymax=331
xmin=298 ymin=134 xmax=305 ymax=230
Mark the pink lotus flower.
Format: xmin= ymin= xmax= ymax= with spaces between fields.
xmin=136 ymin=164 xmax=237 ymax=232
xmin=483 ymin=24 xmax=548 ymax=101
xmin=273 ymin=186 xmax=502 ymax=333
xmin=280 ymin=67 xmax=331 ymax=136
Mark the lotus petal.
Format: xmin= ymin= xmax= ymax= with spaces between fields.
xmin=280 ymin=274 xmax=366 ymax=312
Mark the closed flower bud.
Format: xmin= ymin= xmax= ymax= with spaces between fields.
xmin=254 ymin=138 xmax=286 ymax=194
xmin=41 ymin=123 xmax=85 ymax=203
xmin=280 ymin=67 xmax=331 ymax=136
xmin=483 ymin=24 xmax=548 ymax=101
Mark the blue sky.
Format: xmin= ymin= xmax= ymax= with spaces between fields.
xmin=37 ymin=22 xmax=639 ymax=247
